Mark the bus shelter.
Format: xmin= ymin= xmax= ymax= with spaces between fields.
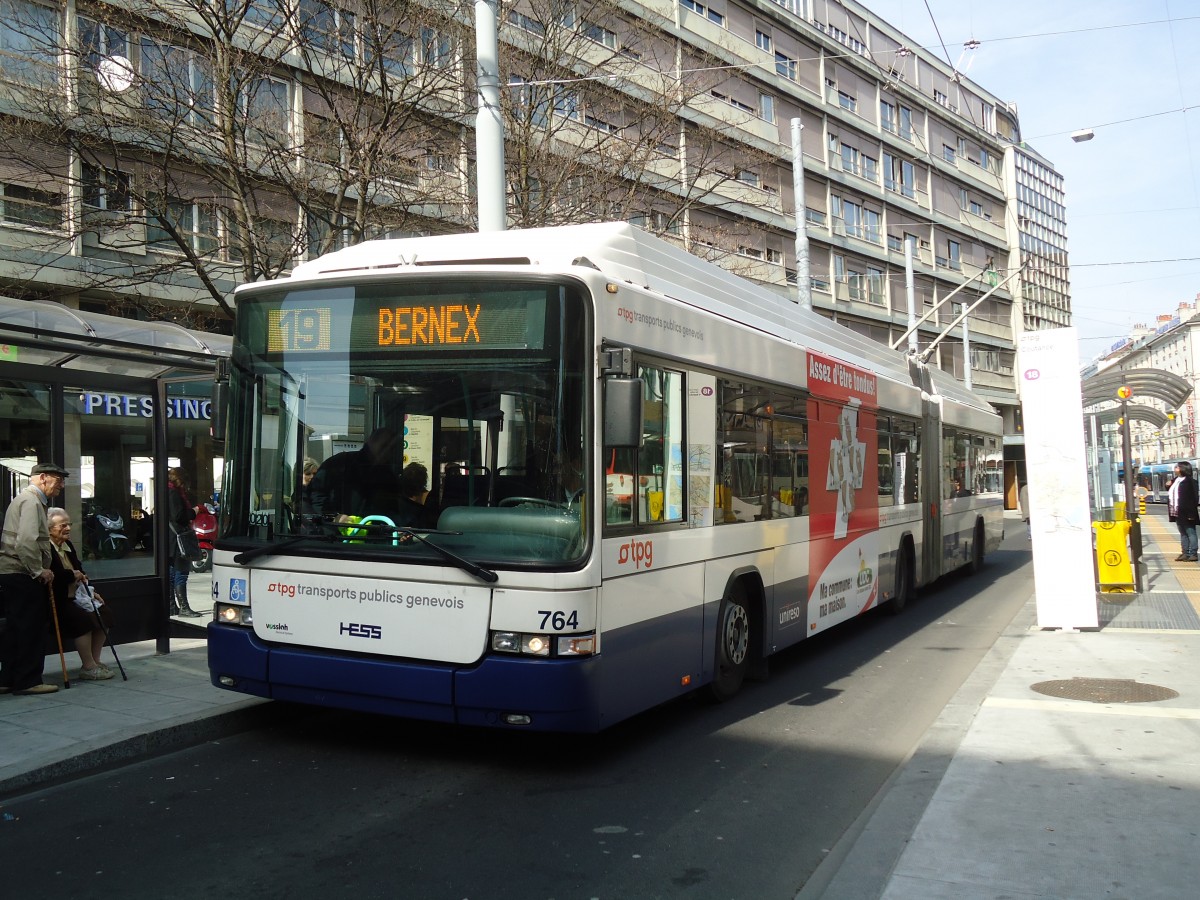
xmin=0 ymin=297 xmax=229 ymax=651
xmin=1082 ymin=367 xmax=1192 ymax=508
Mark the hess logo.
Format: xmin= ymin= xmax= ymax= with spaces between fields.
xmin=340 ymin=622 xmax=382 ymax=639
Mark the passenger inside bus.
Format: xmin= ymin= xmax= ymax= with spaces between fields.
xmin=396 ymin=462 xmax=440 ymax=529
xmin=308 ymin=427 xmax=403 ymax=520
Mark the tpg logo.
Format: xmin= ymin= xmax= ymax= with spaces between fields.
xmin=340 ymin=622 xmax=382 ymax=640
xmin=617 ymin=538 xmax=653 ymax=569
xmin=616 ymin=306 xmax=636 ymax=324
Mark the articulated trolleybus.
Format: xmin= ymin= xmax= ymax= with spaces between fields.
xmin=208 ymin=222 xmax=1003 ymax=731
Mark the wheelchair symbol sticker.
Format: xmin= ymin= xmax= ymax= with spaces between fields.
xmin=228 ymin=578 xmax=248 ymax=603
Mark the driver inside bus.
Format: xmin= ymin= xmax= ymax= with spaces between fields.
xmin=308 ymin=427 xmax=403 ymax=522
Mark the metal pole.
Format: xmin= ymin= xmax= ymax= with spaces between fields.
xmin=904 ymin=237 xmax=917 ymax=354
xmin=1121 ymin=399 xmax=1144 ymax=592
xmin=962 ymin=314 xmax=972 ymax=391
xmin=475 ymin=0 xmax=506 ymax=232
xmin=791 ymin=118 xmax=810 ymax=311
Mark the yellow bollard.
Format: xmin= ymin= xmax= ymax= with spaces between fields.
xmin=1093 ymin=519 xmax=1134 ymax=592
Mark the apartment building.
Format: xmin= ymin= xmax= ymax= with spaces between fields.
xmin=0 ymin=0 xmax=1046 ymax=427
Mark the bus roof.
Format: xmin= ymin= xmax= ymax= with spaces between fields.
xmin=276 ymin=222 xmax=995 ymax=417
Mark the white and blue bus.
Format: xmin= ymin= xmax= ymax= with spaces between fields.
xmin=207 ymin=223 xmax=1003 ymax=731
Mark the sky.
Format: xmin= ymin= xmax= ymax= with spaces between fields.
xmin=858 ymin=0 xmax=1200 ymax=365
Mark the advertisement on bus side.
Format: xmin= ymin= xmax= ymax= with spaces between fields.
xmin=806 ymin=351 xmax=880 ymax=631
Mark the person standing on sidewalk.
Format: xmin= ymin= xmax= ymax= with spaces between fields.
xmin=0 ymin=463 xmax=68 ymax=695
xmin=1167 ymin=460 xmax=1199 ymax=561
xmin=167 ymin=468 xmax=201 ymax=618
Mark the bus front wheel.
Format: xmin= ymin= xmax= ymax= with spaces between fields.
xmin=708 ymin=586 xmax=751 ymax=701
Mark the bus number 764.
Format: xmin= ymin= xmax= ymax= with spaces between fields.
xmin=538 ymin=610 xmax=580 ymax=631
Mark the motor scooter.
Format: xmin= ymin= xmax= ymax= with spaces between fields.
xmin=82 ymin=499 xmax=130 ymax=559
xmin=190 ymin=502 xmax=218 ymax=573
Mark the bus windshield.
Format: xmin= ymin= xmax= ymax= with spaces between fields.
xmin=222 ymin=277 xmax=590 ymax=569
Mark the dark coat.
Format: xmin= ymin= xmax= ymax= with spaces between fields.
xmin=1174 ymin=475 xmax=1200 ymax=526
xmin=167 ymin=483 xmax=196 ymax=565
xmin=49 ymin=538 xmax=113 ymax=638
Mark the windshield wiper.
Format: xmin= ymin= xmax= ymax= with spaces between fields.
xmin=230 ymin=525 xmax=498 ymax=584
xmin=394 ymin=527 xmax=499 ymax=584
xmin=232 ymin=534 xmax=333 ymax=565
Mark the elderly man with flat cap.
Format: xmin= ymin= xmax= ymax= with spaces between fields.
xmin=0 ymin=462 xmax=68 ymax=695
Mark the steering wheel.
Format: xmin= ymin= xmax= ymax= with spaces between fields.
xmin=499 ymin=496 xmax=563 ymax=509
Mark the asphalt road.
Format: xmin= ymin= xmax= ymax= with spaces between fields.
xmin=3 ymin=531 xmax=1032 ymax=900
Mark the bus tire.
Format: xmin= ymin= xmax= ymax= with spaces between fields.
xmin=708 ymin=584 xmax=751 ymax=702
xmin=970 ymin=520 xmax=985 ymax=574
xmin=887 ymin=542 xmax=914 ymax=615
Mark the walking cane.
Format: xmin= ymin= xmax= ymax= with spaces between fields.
xmin=83 ymin=586 xmax=126 ymax=681
xmin=46 ymin=583 xmax=70 ymax=689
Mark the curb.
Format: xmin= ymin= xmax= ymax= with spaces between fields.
xmin=0 ymin=698 xmax=274 ymax=798
xmin=796 ymin=594 xmax=1037 ymax=900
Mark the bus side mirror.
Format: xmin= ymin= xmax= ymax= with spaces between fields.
xmin=604 ymin=376 xmax=644 ymax=448
xmin=211 ymin=357 xmax=229 ymax=453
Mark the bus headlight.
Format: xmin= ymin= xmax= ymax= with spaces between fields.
xmin=490 ymin=631 xmax=595 ymax=657
xmin=215 ymin=603 xmax=253 ymax=626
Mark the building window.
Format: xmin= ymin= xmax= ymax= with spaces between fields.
xmin=681 ymin=0 xmax=725 ymax=27
xmin=0 ymin=0 xmax=59 ymax=85
xmin=582 ymin=20 xmax=618 ymax=50
xmin=884 ymin=152 xmax=915 ymax=198
xmin=82 ymin=164 xmax=132 ymax=213
xmin=79 ymin=16 xmax=129 ymax=68
xmin=755 ymin=29 xmax=771 ymax=52
xmin=420 ymin=27 xmax=454 ymax=69
xmin=759 ymin=93 xmax=775 ymax=123
xmin=147 ymin=196 xmax=218 ymax=255
xmin=298 ymin=0 xmax=357 ymax=60
xmin=775 ymin=51 xmax=797 ymax=81
xmin=0 ymin=182 xmax=62 ymax=229
xmin=942 ymin=144 xmax=956 ymax=164
xmin=240 ymin=76 xmax=291 ymax=145
xmin=140 ymin=38 xmax=215 ymax=127
xmin=838 ymin=91 xmax=856 ymax=113
xmin=946 ymin=240 xmax=961 ymax=270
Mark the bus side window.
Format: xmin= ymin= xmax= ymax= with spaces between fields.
xmin=604 ymin=365 xmax=684 ymax=526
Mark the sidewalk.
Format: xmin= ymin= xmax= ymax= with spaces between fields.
xmin=0 ymin=633 xmax=267 ymax=796
xmin=804 ymin=508 xmax=1200 ymax=900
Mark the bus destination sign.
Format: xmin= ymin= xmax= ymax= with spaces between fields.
xmin=377 ymin=304 xmax=481 ymax=346
xmin=260 ymin=289 xmax=546 ymax=354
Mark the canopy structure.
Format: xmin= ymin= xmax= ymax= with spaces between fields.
xmin=1081 ymin=367 xmax=1192 ymax=412
xmin=0 ymin=296 xmax=229 ymax=377
xmin=1089 ymin=404 xmax=1173 ymax=430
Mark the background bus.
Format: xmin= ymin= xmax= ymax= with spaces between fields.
xmin=207 ymin=223 xmax=1003 ymax=731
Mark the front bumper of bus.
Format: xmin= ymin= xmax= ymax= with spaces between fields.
xmin=207 ymin=622 xmax=604 ymax=732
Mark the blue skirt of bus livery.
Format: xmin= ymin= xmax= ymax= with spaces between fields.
xmin=209 ymin=625 xmax=609 ymax=730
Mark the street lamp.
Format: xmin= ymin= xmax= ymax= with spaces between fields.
xmin=1071 ymin=129 xmax=1095 ymax=143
